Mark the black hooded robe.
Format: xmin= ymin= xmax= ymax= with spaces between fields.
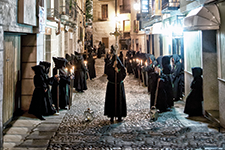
xmin=51 ymin=57 xmax=71 ymax=109
xmin=155 ymin=56 xmax=173 ymax=112
xmin=29 ymin=65 xmax=49 ymax=117
xmin=171 ymin=54 xmax=183 ymax=101
xmin=184 ymin=67 xmax=203 ymax=116
xmin=104 ymin=55 xmax=127 ymax=118
xmin=87 ymin=53 xmax=96 ymax=80
xmin=74 ymin=54 xmax=88 ymax=91
xmin=39 ymin=61 xmax=56 ymax=115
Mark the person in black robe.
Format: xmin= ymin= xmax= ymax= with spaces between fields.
xmin=97 ymin=42 xmax=102 ymax=58
xmin=51 ymin=57 xmax=71 ymax=110
xmin=102 ymin=43 xmax=106 ymax=54
xmin=125 ymin=50 xmax=133 ymax=74
xmin=171 ymin=54 xmax=183 ymax=101
xmin=104 ymin=51 xmax=127 ymax=123
xmin=119 ymin=51 xmax=124 ymax=65
xmin=87 ymin=53 xmax=96 ymax=80
xmin=29 ymin=65 xmax=49 ymax=120
xmin=39 ymin=61 xmax=57 ymax=115
xmin=74 ymin=53 xmax=88 ymax=92
xmin=145 ymin=56 xmax=159 ymax=108
xmin=155 ymin=56 xmax=173 ymax=112
xmin=184 ymin=67 xmax=203 ymax=117
xmin=104 ymin=50 xmax=111 ymax=75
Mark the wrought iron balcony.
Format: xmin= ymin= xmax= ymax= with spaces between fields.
xmin=60 ymin=0 xmax=77 ymax=21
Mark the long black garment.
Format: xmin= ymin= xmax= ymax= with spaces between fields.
xmin=155 ymin=56 xmax=173 ymax=112
xmin=119 ymin=51 xmax=124 ymax=65
xmin=145 ymin=64 xmax=158 ymax=108
xmin=171 ymin=54 xmax=183 ymax=101
xmin=104 ymin=55 xmax=127 ymax=118
xmin=104 ymin=52 xmax=111 ymax=75
xmin=184 ymin=67 xmax=203 ymax=116
xmin=51 ymin=57 xmax=71 ymax=109
xmin=29 ymin=65 xmax=49 ymax=116
xmin=87 ymin=53 xmax=96 ymax=80
xmin=74 ymin=55 xmax=88 ymax=91
xmin=39 ymin=61 xmax=56 ymax=115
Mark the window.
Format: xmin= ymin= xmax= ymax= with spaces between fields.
xmin=102 ymin=37 xmax=109 ymax=48
xmin=102 ymin=4 xmax=108 ymax=19
xmin=123 ymin=20 xmax=130 ymax=32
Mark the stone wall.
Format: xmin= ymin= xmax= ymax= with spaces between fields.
xmin=0 ymin=0 xmax=33 ymax=33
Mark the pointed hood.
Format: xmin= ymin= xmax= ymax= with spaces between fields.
xmin=192 ymin=67 xmax=202 ymax=78
xmin=172 ymin=54 xmax=181 ymax=64
xmin=32 ymin=65 xmax=45 ymax=75
xmin=39 ymin=61 xmax=51 ymax=74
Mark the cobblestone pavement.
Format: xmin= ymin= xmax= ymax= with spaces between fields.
xmin=47 ymin=58 xmax=225 ymax=149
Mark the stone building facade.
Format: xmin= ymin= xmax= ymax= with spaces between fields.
xmin=0 ymin=0 xmax=86 ymax=147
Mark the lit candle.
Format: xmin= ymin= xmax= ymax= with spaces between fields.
xmin=70 ymin=69 xmax=73 ymax=73
xmin=84 ymin=61 xmax=87 ymax=66
xmin=145 ymin=61 xmax=147 ymax=66
xmin=141 ymin=60 xmax=142 ymax=65
xmin=72 ymin=66 xmax=75 ymax=72
xmin=57 ymin=69 xmax=59 ymax=75
xmin=65 ymin=68 xmax=68 ymax=72
xmin=136 ymin=59 xmax=139 ymax=63
xmin=130 ymin=60 xmax=132 ymax=63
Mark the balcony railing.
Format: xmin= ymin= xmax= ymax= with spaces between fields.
xmin=60 ymin=0 xmax=77 ymax=21
xmin=47 ymin=8 xmax=60 ymax=20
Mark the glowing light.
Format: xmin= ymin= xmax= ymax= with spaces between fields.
xmin=133 ymin=2 xmax=140 ymax=11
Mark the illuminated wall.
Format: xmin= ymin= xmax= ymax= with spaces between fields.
xmin=183 ymin=31 xmax=202 ymax=73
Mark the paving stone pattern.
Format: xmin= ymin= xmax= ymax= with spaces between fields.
xmin=47 ymin=58 xmax=225 ymax=149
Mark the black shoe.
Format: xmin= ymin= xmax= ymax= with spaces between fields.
xmin=36 ymin=115 xmax=45 ymax=120
xmin=117 ymin=117 xmax=123 ymax=122
xmin=110 ymin=117 xmax=114 ymax=123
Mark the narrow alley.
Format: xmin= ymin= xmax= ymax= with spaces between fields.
xmin=3 ymin=58 xmax=225 ymax=149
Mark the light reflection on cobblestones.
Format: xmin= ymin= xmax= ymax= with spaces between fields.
xmin=48 ymin=58 xmax=225 ymax=149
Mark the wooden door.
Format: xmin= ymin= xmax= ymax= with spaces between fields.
xmin=3 ymin=35 xmax=21 ymax=124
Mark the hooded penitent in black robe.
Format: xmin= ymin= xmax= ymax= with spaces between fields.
xmin=155 ymin=56 xmax=173 ymax=112
xmin=87 ymin=53 xmax=96 ymax=80
xmin=119 ymin=51 xmax=124 ymax=65
xmin=184 ymin=67 xmax=203 ymax=116
xmin=125 ymin=50 xmax=133 ymax=74
xmin=104 ymin=52 xmax=111 ymax=75
xmin=104 ymin=54 xmax=127 ymax=119
xmin=39 ymin=61 xmax=56 ymax=115
xmin=51 ymin=57 xmax=71 ymax=109
xmin=97 ymin=42 xmax=102 ymax=58
xmin=29 ymin=65 xmax=49 ymax=120
xmin=171 ymin=54 xmax=183 ymax=101
xmin=74 ymin=54 xmax=88 ymax=92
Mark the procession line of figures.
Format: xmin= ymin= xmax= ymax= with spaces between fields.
xmin=121 ymin=48 xmax=203 ymax=118
xmin=29 ymin=44 xmax=203 ymax=121
xmin=29 ymin=52 xmax=96 ymax=120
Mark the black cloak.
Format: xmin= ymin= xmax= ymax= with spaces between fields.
xmin=104 ymin=54 xmax=127 ymax=118
xmin=184 ymin=67 xmax=203 ymax=116
xmin=29 ymin=65 xmax=51 ymax=117
xmin=74 ymin=54 xmax=88 ymax=91
xmin=87 ymin=53 xmax=96 ymax=80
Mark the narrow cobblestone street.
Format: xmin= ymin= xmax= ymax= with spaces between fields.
xmin=3 ymin=57 xmax=225 ymax=150
xmin=47 ymin=58 xmax=225 ymax=149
